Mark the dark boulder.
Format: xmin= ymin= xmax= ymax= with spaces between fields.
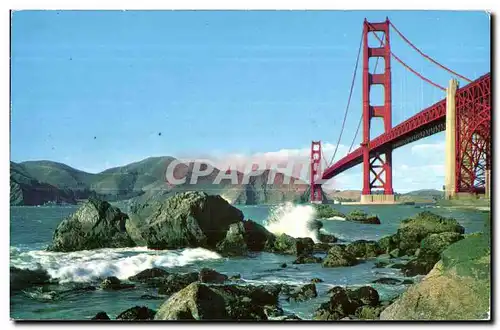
xmin=311 ymin=277 xmax=323 ymax=283
xmin=313 ymin=287 xmax=359 ymax=320
xmin=10 ymin=267 xmax=52 ymax=292
xmin=158 ymin=272 xmax=199 ymax=295
xmin=116 ymin=306 xmax=156 ymax=320
xmin=371 ymin=278 xmax=402 ymax=285
xmin=243 ymin=220 xmax=275 ymax=251
xmin=91 ymin=312 xmax=110 ymax=320
xmin=199 ymin=268 xmax=228 ymax=284
xmin=313 ymin=242 xmax=333 ymax=253
xmin=348 ymin=286 xmax=380 ymax=307
xmin=322 ymin=245 xmax=358 ymax=268
xmin=140 ymin=191 xmax=244 ymax=250
xmin=47 ymin=198 xmax=136 ymax=252
xmin=128 ymin=268 xmax=169 ymax=285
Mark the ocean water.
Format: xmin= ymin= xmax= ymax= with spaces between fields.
xmin=10 ymin=203 xmax=488 ymax=320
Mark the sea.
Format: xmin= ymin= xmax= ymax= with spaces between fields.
xmin=9 ymin=202 xmax=489 ymax=320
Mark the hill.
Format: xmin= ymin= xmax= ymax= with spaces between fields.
xmin=10 ymin=157 xmax=309 ymax=206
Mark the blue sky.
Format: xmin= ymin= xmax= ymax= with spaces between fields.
xmin=11 ymin=10 xmax=490 ymax=192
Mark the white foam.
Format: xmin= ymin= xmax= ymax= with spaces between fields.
xmin=323 ymin=216 xmax=346 ymax=221
xmin=263 ymin=202 xmax=320 ymax=243
xmin=10 ymin=246 xmax=221 ymax=284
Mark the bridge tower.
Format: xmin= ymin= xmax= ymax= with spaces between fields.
xmin=360 ymin=18 xmax=395 ymax=203
xmin=310 ymin=141 xmax=323 ymax=203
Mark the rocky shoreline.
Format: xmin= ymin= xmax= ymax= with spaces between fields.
xmin=10 ymin=191 xmax=491 ymax=320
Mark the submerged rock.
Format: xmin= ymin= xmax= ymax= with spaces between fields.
xmin=10 ymin=267 xmax=52 ymax=292
xmin=47 ymin=198 xmax=136 ymax=252
xmin=371 ymin=278 xmax=402 ymax=285
xmin=100 ymin=277 xmax=135 ymax=291
xmin=116 ymin=306 xmax=156 ymax=320
xmin=322 ymin=245 xmax=358 ymax=268
xmin=198 ymin=268 xmax=228 ymax=284
xmin=292 ymin=255 xmax=322 ymax=264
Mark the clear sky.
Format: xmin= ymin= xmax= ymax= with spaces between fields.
xmin=10 ymin=10 xmax=490 ymax=192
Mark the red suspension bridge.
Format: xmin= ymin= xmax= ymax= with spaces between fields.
xmin=310 ymin=18 xmax=491 ymax=204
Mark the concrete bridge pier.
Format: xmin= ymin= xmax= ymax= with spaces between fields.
xmin=444 ymin=78 xmax=458 ymax=200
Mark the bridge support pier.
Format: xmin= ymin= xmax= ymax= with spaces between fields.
xmin=444 ymin=78 xmax=458 ymax=200
xmin=360 ymin=194 xmax=395 ymax=204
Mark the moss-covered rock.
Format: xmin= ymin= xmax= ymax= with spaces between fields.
xmin=355 ymin=305 xmax=385 ymax=320
xmin=322 ymin=245 xmax=358 ymax=268
xmin=48 ymin=198 xmax=136 ymax=252
xmin=345 ymin=210 xmax=381 ymax=224
xmin=157 ymin=272 xmax=199 ymax=295
xmin=286 ymin=283 xmax=318 ymax=302
xmin=380 ymin=228 xmax=490 ymax=320
xmin=313 ymin=204 xmax=346 ymax=219
xmin=378 ymin=235 xmax=399 ymax=254
xmin=116 ymin=306 xmax=156 ymax=320
xmin=216 ymin=222 xmax=248 ymax=256
xmin=345 ymin=240 xmax=382 ymax=258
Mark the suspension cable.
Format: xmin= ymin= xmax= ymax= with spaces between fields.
xmin=328 ymin=28 xmax=363 ymax=167
xmin=388 ymin=20 xmax=472 ymax=83
xmin=368 ymin=26 xmax=446 ymax=91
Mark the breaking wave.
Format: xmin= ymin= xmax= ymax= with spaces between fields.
xmin=263 ymin=202 xmax=320 ymax=242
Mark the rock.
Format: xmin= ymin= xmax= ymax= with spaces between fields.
xmin=374 ymin=260 xmax=389 ymax=268
xmin=390 ymin=263 xmax=405 ymax=269
xmin=292 ymin=255 xmax=322 ymax=264
xmin=372 ymin=278 xmax=402 ymax=285
xmin=313 ymin=287 xmax=360 ymax=320
xmin=199 ymin=268 xmax=228 ymax=284
xmin=116 ymin=306 xmax=156 ymax=320
xmin=128 ymin=268 xmax=170 ymax=285
xmin=402 ymin=279 xmax=414 ymax=285
xmin=140 ymin=294 xmax=163 ymax=300
xmin=216 ymin=222 xmax=248 ymax=256
xmin=282 ymin=314 xmax=302 ymax=320
xmin=345 ymin=240 xmax=382 ymax=258
xmin=287 ymin=283 xmax=317 ymax=302
xmin=389 ymin=248 xmax=402 ymax=258
xmin=229 ymin=274 xmax=241 ymax=281
xmin=155 ymin=282 xmax=281 ymax=320
xmin=307 ymin=219 xmax=323 ymax=232
xmin=322 ymin=245 xmax=358 ymax=268
xmin=378 ymin=235 xmax=399 ymax=254
xmin=313 ymin=242 xmax=333 ymax=253
xmin=380 ymin=231 xmax=490 ymax=320
xmin=91 ymin=311 xmax=110 ymax=320
xmin=10 ymin=267 xmax=52 ymax=292
xmin=401 ymin=256 xmax=439 ymax=276
xmin=243 ymin=220 xmax=275 ymax=251
xmin=311 ymin=277 xmax=323 ymax=283
xmin=348 ymin=286 xmax=380 ymax=307
xmin=313 ymin=204 xmax=346 ymax=219
xmin=154 ymin=283 xmax=229 ymax=320
xmin=141 ymin=191 xmax=244 ymax=250
xmin=264 ymin=234 xmax=295 ymax=254
xmin=100 ymin=277 xmax=135 ymax=290
xmin=48 ymin=198 xmax=136 ymax=252
xmin=419 ymin=232 xmax=464 ymax=259
xmin=158 ymin=272 xmax=199 ymax=295
xmin=295 ymin=237 xmax=315 ymax=256
xmin=355 ymin=305 xmax=385 ymax=320
xmin=318 ymin=233 xmax=338 ymax=243
xmin=395 ymin=211 xmax=465 ymax=256
xmin=280 ymin=263 xmax=287 ymax=268
xmin=345 ymin=210 xmax=380 ymax=224
xmin=263 ymin=305 xmax=284 ymax=318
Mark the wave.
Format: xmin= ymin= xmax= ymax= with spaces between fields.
xmin=322 ymin=216 xmax=346 ymax=221
xmin=263 ymin=202 xmax=320 ymax=243
xmin=10 ymin=246 xmax=221 ymax=284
